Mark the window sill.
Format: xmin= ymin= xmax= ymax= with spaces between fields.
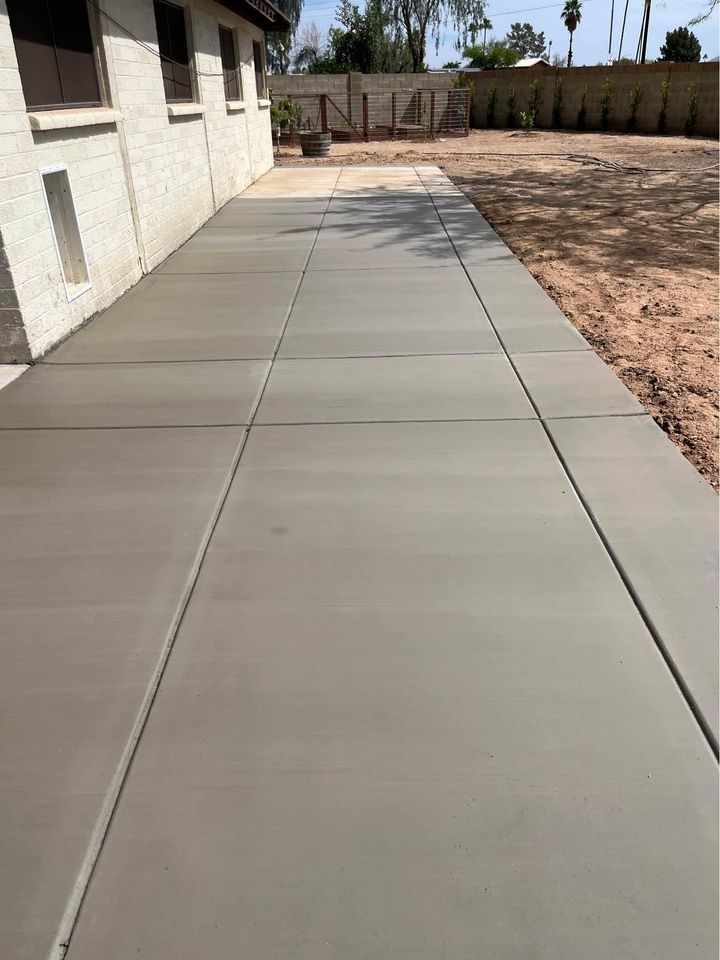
xmin=167 ymin=103 xmax=205 ymax=118
xmin=28 ymin=108 xmax=120 ymax=131
xmin=257 ymin=98 xmax=271 ymax=108
xmin=226 ymin=100 xmax=247 ymax=112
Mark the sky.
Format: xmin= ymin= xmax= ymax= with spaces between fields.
xmin=293 ymin=0 xmax=720 ymax=67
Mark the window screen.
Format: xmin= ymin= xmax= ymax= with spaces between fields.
xmin=154 ymin=0 xmax=192 ymax=102
xmin=219 ymin=27 xmax=241 ymax=101
xmin=7 ymin=0 xmax=101 ymax=111
xmin=252 ymin=40 xmax=265 ymax=99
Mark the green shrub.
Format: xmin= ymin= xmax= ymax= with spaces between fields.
xmin=552 ymin=76 xmax=563 ymax=127
xmin=685 ymin=80 xmax=699 ymax=136
xmin=626 ymin=82 xmax=643 ymax=131
xmin=520 ymin=110 xmax=535 ymax=131
xmin=600 ymin=78 xmax=613 ymax=130
xmin=576 ymin=83 xmax=588 ymax=129
xmin=506 ymin=84 xmax=517 ymax=128
xmin=527 ymin=78 xmax=542 ymax=123
xmin=657 ymin=78 xmax=670 ymax=133
xmin=486 ymin=86 xmax=497 ymax=127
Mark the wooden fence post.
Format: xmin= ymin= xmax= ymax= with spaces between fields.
xmin=430 ymin=91 xmax=436 ymax=139
xmin=320 ymin=94 xmax=328 ymax=133
xmin=391 ymin=91 xmax=397 ymax=139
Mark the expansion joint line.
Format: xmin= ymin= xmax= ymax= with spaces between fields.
xmin=414 ymin=166 xmax=718 ymax=762
xmin=50 ymin=169 xmax=342 ymax=960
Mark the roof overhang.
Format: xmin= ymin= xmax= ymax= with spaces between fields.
xmin=217 ymin=0 xmax=291 ymax=32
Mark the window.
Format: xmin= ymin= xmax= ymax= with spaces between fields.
xmin=154 ymin=0 xmax=192 ymax=103
xmin=40 ymin=166 xmax=91 ymax=299
xmin=252 ymin=40 xmax=266 ymax=99
xmin=219 ymin=27 xmax=241 ymax=101
xmin=7 ymin=0 xmax=101 ymax=111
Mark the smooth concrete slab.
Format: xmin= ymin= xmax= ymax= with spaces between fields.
xmin=308 ymin=225 xmax=458 ymax=271
xmin=240 ymin=167 xmax=340 ymax=198
xmin=218 ymin=197 xmax=330 ymax=214
xmin=279 ymin=266 xmax=501 ymax=358
xmin=207 ymin=206 xmax=325 ymax=229
xmin=514 ymin=350 xmax=644 ymax=419
xmin=157 ymin=228 xmax=315 ymax=275
xmin=256 ymin=355 xmax=533 ymax=423
xmin=66 ymin=421 xmax=717 ymax=960
xmin=0 ymin=360 xmax=266 ymax=428
xmin=0 ymin=363 xmax=27 ymax=390
xmin=0 ymin=425 xmax=242 ymax=960
xmin=326 ymin=196 xmax=437 ymax=216
xmin=45 ymin=273 xmax=300 ymax=363
xmin=464 ymin=261 xmax=589 ymax=353
xmin=548 ymin=414 xmax=719 ymax=745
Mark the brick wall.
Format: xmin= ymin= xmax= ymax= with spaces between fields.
xmin=0 ymin=0 xmax=274 ymax=361
xmin=468 ymin=62 xmax=718 ymax=137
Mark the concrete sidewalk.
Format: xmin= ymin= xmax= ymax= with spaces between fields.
xmin=0 ymin=166 xmax=716 ymax=960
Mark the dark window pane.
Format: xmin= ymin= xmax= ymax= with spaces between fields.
xmin=52 ymin=0 xmax=101 ymax=106
xmin=219 ymin=27 xmax=239 ymax=100
xmin=7 ymin=0 xmax=100 ymax=110
xmin=253 ymin=40 xmax=264 ymax=98
xmin=154 ymin=0 xmax=191 ymax=102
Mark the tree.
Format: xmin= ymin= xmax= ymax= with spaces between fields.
xmin=476 ymin=15 xmax=492 ymax=49
xmin=463 ymin=38 xmax=521 ymax=69
xmin=689 ymin=0 xmax=718 ymax=24
xmin=551 ymin=52 xmax=567 ymax=67
xmin=293 ymin=23 xmax=324 ymax=71
xmin=443 ymin=60 xmax=461 ymax=67
xmin=389 ymin=0 xmax=488 ymax=72
xmin=266 ymin=0 xmax=304 ymax=74
xmin=659 ymin=26 xmax=702 ymax=62
xmin=309 ymin=0 xmax=412 ymax=73
xmin=561 ymin=0 xmax=582 ymax=68
xmin=505 ymin=22 xmax=547 ymax=57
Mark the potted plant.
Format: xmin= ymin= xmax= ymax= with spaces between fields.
xmin=297 ymin=109 xmax=332 ymax=158
xmin=269 ymin=94 xmax=304 ymax=151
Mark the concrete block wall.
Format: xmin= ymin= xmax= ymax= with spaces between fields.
xmin=469 ymin=62 xmax=718 ymax=137
xmin=269 ymin=72 xmax=455 ymax=98
xmin=0 ymin=0 xmax=274 ymax=361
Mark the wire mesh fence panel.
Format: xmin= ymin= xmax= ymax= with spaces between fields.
xmin=275 ymin=89 xmax=469 ymax=145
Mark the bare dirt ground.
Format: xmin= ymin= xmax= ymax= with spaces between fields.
xmin=277 ymin=130 xmax=719 ymax=487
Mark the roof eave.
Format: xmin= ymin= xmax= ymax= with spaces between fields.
xmin=217 ymin=0 xmax=291 ymax=33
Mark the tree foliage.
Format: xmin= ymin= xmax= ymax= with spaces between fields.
xmin=293 ymin=23 xmax=324 ymax=70
xmin=659 ymin=27 xmax=702 ymax=62
xmin=266 ymin=0 xmax=304 ymax=74
xmin=390 ymin=0 xmax=488 ymax=72
xmin=505 ymin=22 xmax=546 ymax=57
xmin=463 ymin=38 xmax=521 ymax=69
xmin=308 ymin=0 xmax=412 ymax=73
xmin=561 ymin=0 xmax=582 ymax=68
xmin=689 ymin=0 xmax=718 ymax=24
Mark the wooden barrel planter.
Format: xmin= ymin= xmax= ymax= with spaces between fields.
xmin=299 ymin=132 xmax=331 ymax=158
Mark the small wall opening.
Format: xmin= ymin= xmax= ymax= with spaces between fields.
xmin=41 ymin=166 xmax=90 ymax=298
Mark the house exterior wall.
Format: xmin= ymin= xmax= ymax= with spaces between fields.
xmin=0 ymin=0 xmax=274 ymax=361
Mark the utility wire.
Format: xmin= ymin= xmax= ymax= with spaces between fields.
xmin=86 ymin=0 xmax=236 ymax=78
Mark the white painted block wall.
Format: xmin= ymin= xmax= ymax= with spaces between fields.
xmin=0 ymin=0 xmax=274 ymax=361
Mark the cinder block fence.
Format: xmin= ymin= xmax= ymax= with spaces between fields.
xmin=468 ymin=62 xmax=718 ymax=137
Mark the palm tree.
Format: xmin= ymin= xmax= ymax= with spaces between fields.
xmin=561 ymin=0 xmax=582 ymax=67
xmin=480 ymin=16 xmax=493 ymax=50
